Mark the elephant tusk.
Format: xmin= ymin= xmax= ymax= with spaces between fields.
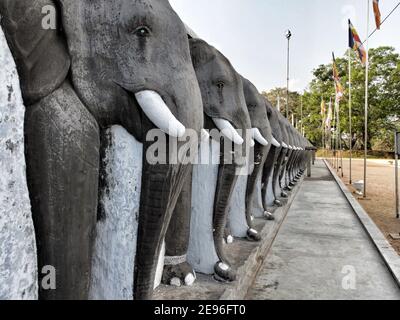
xmin=135 ymin=90 xmax=186 ymax=138
xmin=282 ymin=142 xmax=289 ymax=148
xmin=252 ymin=128 xmax=269 ymax=146
xmin=212 ymin=118 xmax=244 ymax=145
xmin=271 ymin=135 xmax=281 ymax=148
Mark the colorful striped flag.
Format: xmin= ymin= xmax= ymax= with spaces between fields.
xmin=321 ymin=99 xmax=326 ymax=128
xmin=348 ymin=19 xmax=367 ymax=65
xmin=325 ymin=100 xmax=333 ymax=129
xmin=373 ymin=0 xmax=381 ymax=30
xmin=332 ymin=53 xmax=344 ymax=102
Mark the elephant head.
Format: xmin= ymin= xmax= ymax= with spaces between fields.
xmin=265 ymin=100 xmax=283 ymax=147
xmin=59 ymin=0 xmax=203 ymax=140
xmin=189 ymin=38 xmax=252 ymax=281
xmin=1 ymin=0 xmax=203 ymax=300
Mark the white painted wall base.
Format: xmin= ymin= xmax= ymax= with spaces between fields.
xmin=252 ymin=176 xmax=265 ymax=218
xmin=89 ymin=126 xmax=142 ymax=300
xmin=0 ymin=27 xmax=38 ymax=300
xmin=228 ymin=175 xmax=249 ymax=238
xmin=89 ymin=126 xmax=165 ymax=300
xmin=266 ymin=168 xmax=276 ymax=206
xmin=187 ymin=139 xmax=220 ymax=275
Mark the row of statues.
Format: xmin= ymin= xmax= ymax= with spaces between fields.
xmin=0 ymin=0 xmax=312 ymax=300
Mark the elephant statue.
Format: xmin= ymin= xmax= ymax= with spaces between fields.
xmin=186 ymin=39 xmax=252 ymax=283
xmin=279 ymin=118 xmax=297 ymax=193
xmin=255 ymin=99 xmax=284 ymax=218
xmin=228 ymin=76 xmax=279 ymax=242
xmin=0 ymin=0 xmax=204 ymax=300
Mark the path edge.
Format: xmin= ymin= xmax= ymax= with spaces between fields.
xmin=219 ymin=175 xmax=304 ymax=300
xmin=324 ymin=159 xmax=400 ymax=288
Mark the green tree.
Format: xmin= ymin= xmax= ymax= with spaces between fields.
xmin=267 ymin=46 xmax=400 ymax=150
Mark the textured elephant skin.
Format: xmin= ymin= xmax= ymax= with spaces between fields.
xmin=241 ymin=77 xmax=272 ymax=239
xmin=1 ymin=0 xmax=203 ymax=300
xmin=261 ymin=100 xmax=283 ymax=210
xmin=188 ymin=39 xmax=252 ymax=282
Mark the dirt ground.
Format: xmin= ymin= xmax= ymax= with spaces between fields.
xmin=328 ymin=157 xmax=400 ymax=255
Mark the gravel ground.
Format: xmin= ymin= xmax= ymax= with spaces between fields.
xmin=330 ymin=157 xmax=400 ymax=255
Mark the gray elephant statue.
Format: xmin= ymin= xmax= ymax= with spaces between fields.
xmin=0 ymin=0 xmax=204 ymax=300
xmin=185 ymin=39 xmax=252 ymax=282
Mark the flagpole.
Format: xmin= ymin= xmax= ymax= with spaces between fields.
xmin=364 ymin=0 xmax=370 ymax=198
xmin=338 ymin=99 xmax=343 ymax=177
xmin=348 ymin=49 xmax=353 ymax=185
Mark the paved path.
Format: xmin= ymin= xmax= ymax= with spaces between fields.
xmin=247 ymin=160 xmax=400 ymax=300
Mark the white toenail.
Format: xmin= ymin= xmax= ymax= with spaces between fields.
xmin=170 ymin=278 xmax=181 ymax=287
xmin=227 ymin=235 xmax=234 ymax=244
xmin=185 ymin=273 xmax=196 ymax=286
xmin=219 ymin=263 xmax=230 ymax=271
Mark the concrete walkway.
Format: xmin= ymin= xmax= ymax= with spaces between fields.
xmin=247 ymin=160 xmax=400 ymax=300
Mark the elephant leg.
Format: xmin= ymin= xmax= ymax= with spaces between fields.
xmin=245 ymin=144 xmax=269 ymax=241
xmin=261 ymin=146 xmax=279 ymax=217
xmin=134 ymin=137 xmax=191 ymax=300
xmin=162 ymin=168 xmax=196 ymax=287
xmin=213 ymin=160 xmax=238 ymax=282
xmin=25 ymin=82 xmax=100 ymax=300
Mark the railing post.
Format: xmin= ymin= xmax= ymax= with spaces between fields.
xmin=307 ymin=152 xmax=312 ymax=178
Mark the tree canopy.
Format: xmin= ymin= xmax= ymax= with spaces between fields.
xmin=263 ymin=46 xmax=400 ymax=151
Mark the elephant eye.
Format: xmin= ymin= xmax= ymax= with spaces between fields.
xmin=216 ymin=82 xmax=224 ymax=90
xmin=134 ymin=26 xmax=151 ymax=37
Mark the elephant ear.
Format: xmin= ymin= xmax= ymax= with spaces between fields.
xmin=0 ymin=0 xmax=70 ymax=105
xmin=241 ymin=76 xmax=271 ymax=141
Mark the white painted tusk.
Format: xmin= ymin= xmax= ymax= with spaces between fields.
xmin=135 ymin=90 xmax=186 ymax=138
xmin=250 ymin=139 xmax=255 ymax=147
xmin=282 ymin=142 xmax=289 ymax=148
xmin=289 ymin=145 xmax=293 ymax=150
xmin=212 ymin=118 xmax=244 ymax=145
xmin=271 ymin=135 xmax=281 ymax=148
xmin=201 ymin=129 xmax=210 ymax=142
xmin=252 ymin=128 xmax=269 ymax=146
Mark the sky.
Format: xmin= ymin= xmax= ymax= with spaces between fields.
xmin=170 ymin=0 xmax=400 ymax=93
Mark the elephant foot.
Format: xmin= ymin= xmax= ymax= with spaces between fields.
xmin=263 ymin=211 xmax=275 ymax=221
xmin=281 ymin=191 xmax=289 ymax=198
xmin=162 ymin=261 xmax=197 ymax=287
xmin=247 ymin=228 xmax=261 ymax=242
xmin=214 ymin=262 xmax=236 ymax=282
xmin=274 ymin=199 xmax=283 ymax=207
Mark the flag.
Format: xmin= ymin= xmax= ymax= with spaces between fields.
xmin=325 ymin=100 xmax=333 ymax=128
xmin=373 ymin=0 xmax=381 ymax=30
xmin=332 ymin=52 xmax=344 ymax=102
xmin=321 ymin=99 xmax=326 ymax=128
xmin=348 ymin=19 xmax=367 ymax=65
xmin=320 ymin=99 xmax=326 ymax=116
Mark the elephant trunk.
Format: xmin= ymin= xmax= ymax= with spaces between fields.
xmin=212 ymin=140 xmax=239 ymax=281
xmin=134 ymin=140 xmax=191 ymax=300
